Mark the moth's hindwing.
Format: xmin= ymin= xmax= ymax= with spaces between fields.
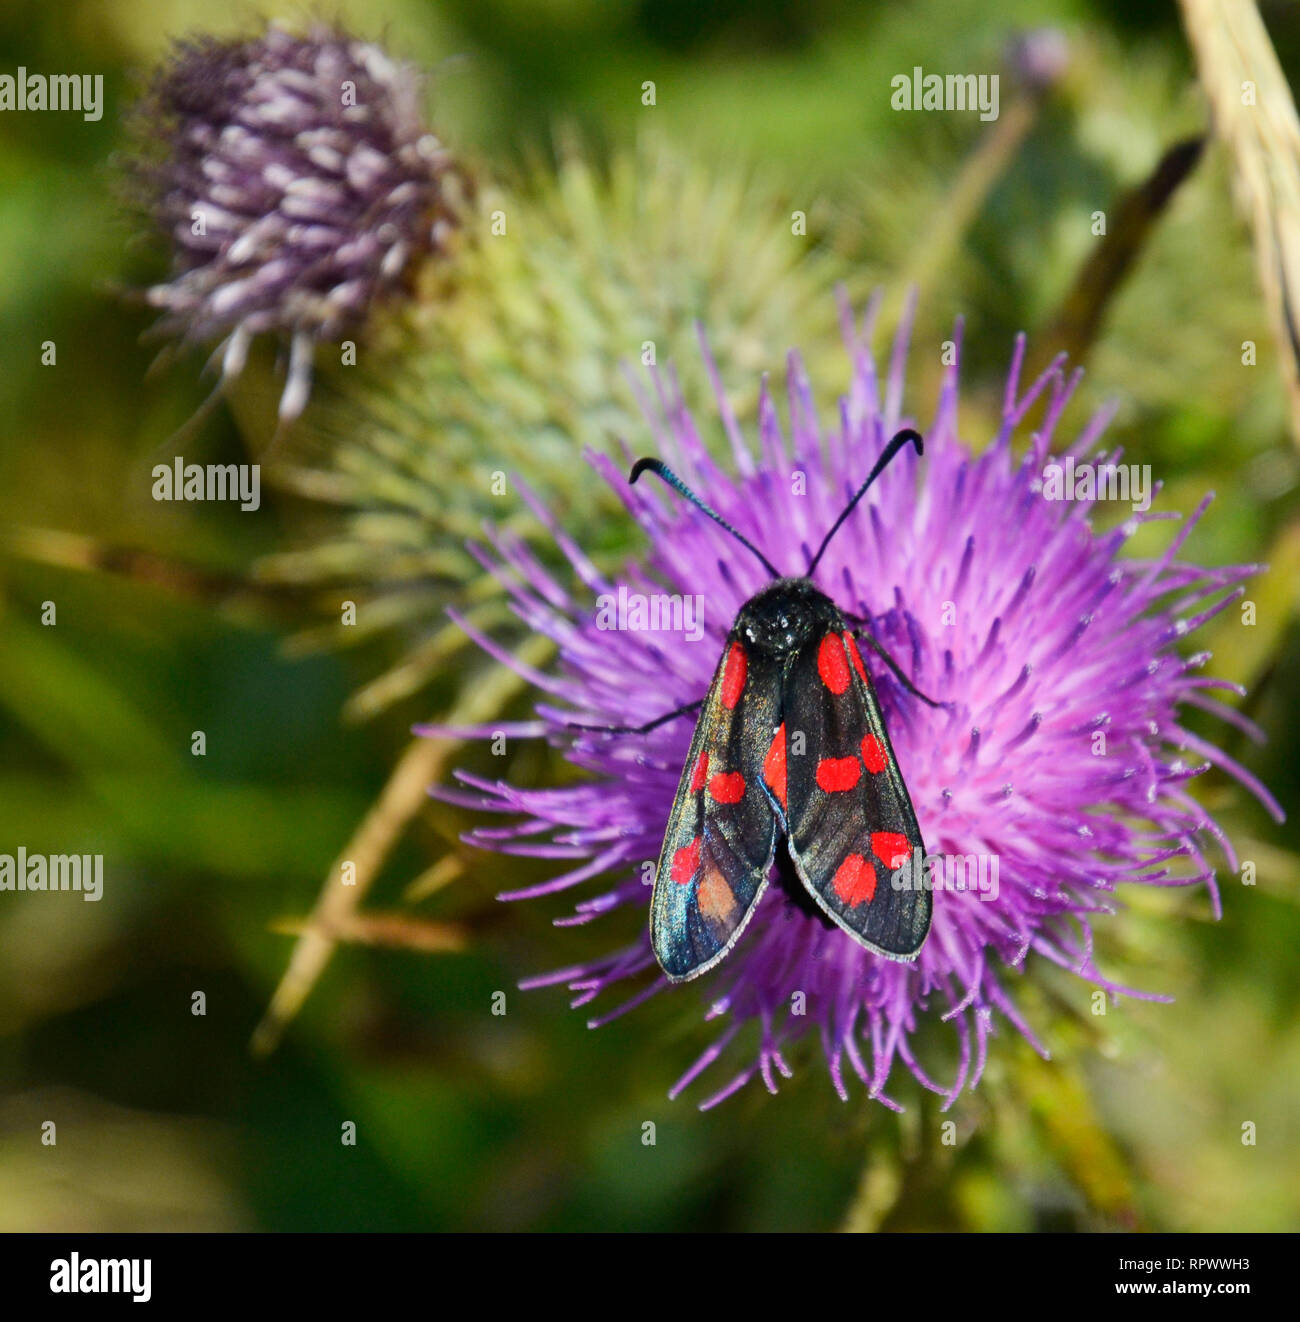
xmin=783 ymin=626 xmax=931 ymax=960
xmin=649 ymin=635 xmax=781 ymax=981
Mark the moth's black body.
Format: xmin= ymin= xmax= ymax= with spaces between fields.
xmin=648 ymin=575 xmax=930 ymax=981
xmin=620 ymin=428 xmax=935 ymax=983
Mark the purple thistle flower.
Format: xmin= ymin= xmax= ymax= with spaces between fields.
xmin=1006 ymin=28 xmax=1071 ymax=93
xmin=132 ymin=23 xmax=462 ymax=421
xmin=430 ymin=294 xmax=1282 ymax=1110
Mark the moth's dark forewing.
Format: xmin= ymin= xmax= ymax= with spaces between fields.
xmin=650 ymin=634 xmax=782 ymax=981
xmin=784 ymin=626 xmax=931 ymax=960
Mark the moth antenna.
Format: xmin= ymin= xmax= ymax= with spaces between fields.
xmin=806 ymin=428 xmax=924 ymax=578
xmin=629 ymin=458 xmax=781 ymax=578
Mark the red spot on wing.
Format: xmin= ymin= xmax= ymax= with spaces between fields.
xmin=763 ymin=723 xmax=787 ymax=809
xmin=832 ymin=854 xmax=877 ymax=907
xmin=697 ymin=868 xmax=736 ymax=923
xmin=671 ymin=837 xmax=701 ymax=885
xmin=861 ymin=733 xmax=887 ymax=774
xmin=817 ymin=633 xmax=851 ymax=695
xmin=708 ymin=771 xmax=746 ymax=804
xmin=871 ymin=832 xmax=911 ymax=870
xmin=720 ymin=642 xmax=747 ymax=709
xmin=817 ymin=756 xmax=861 ymax=793
xmin=690 ymin=750 xmax=709 ymax=793
xmin=845 ymin=633 xmax=869 ymax=684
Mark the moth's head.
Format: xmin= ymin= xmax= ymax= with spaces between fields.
xmin=736 ymin=578 xmax=840 ymax=656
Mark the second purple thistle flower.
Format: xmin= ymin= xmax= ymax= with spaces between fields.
xmin=430 ymin=295 xmax=1282 ymax=1109
xmin=132 ymin=24 xmax=462 ymax=422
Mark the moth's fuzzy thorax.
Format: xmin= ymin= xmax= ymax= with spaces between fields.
xmin=736 ymin=578 xmax=843 ymax=656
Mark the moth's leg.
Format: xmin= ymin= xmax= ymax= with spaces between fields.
xmin=846 ymin=623 xmax=945 ymax=709
xmin=565 ymin=699 xmax=704 ymax=736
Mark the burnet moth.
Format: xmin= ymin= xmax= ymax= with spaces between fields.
xmin=578 ymin=427 xmax=939 ymax=982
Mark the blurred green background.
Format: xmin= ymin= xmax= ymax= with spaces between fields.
xmin=0 ymin=0 xmax=1298 ymax=1231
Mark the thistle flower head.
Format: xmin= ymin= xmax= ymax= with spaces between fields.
xmin=1006 ymin=27 xmax=1070 ymax=92
xmin=132 ymin=23 xmax=461 ymax=420
xmin=436 ymin=296 xmax=1280 ymax=1109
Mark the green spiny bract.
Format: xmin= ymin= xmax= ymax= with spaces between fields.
xmin=257 ymin=133 xmax=866 ymax=718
